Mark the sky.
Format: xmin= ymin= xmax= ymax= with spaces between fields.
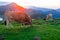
xmin=0 ymin=0 xmax=60 ymax=9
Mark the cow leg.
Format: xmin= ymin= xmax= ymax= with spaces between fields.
xmin=20 ymin=21 xmax=25 ymax=28
xmin=20 ymin=23 xmax=25 ymax=27
xmin=6 ymin=19 xmax=13 ymax=29
xmin=8 ymin=19 xmax=14 ymax=28
xmin=29 ymin=22 xmax=32 ymax=27
xmin=28 ymin=20 xmax=32 ymax=27
xmin=20 ymin=23 xmax=23 ymax=28
xmin=9 ymin=22 xmax=13 ymax=28
xmin=6 ymin=19 xmax=9 ymax=29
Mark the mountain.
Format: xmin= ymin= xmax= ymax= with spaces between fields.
xmin=56 ymin=9 xmax=60 ymax=18
xmin=0 ymin=6 xmax=6 ymax=15
xmin=26 ymin=6 xmax=60 ymax=19
xmin=26 ymin=6 xmax=53 ymax=19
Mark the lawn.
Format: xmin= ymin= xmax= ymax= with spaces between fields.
xmin=0 ymin=19 xmax=60 ymax=40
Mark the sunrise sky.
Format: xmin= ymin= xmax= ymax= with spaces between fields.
xmin=0 ymin=0 xmax=60 ymax=9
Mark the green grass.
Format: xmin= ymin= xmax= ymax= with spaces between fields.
xmin=0 ymin=19 xmax=60 ymax=40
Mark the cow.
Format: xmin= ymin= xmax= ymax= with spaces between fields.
xmin=46 ymin=13 xmax=53 ymax=21
xmin=4 ymin=11 xmax=32 ymax=28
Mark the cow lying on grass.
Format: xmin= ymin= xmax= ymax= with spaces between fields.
xmin=5 ymin=11 xmax=32 ymax=28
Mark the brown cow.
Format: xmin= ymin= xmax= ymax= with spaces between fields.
xmin=4 ymin=11 xmax=32 ymax=28
xmin=46 ymin=13 xmax=53 ymax=21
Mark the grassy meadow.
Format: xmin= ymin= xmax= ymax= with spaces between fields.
xmin=0 ymin=19 xmax=60 ymax=40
